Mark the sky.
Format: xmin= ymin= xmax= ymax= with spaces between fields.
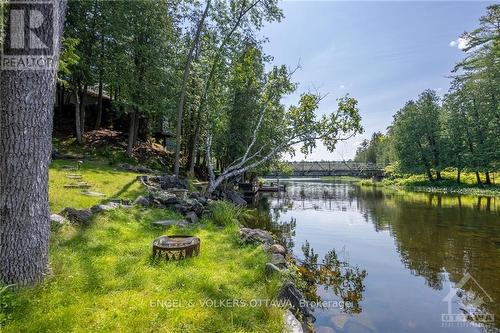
xmin=260 ymin=0 xmax=492 ymax=161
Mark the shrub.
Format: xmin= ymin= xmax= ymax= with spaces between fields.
xmin=208 ymin=201 xmax=240 ymax=227
xmin=0 ymin=285 xmax=17 ymax=328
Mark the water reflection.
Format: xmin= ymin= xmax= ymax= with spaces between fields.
xmin=249 ymin=179 xmax=499 ymax=333
xmin=298 ymin=241 xmax=367 ymax=314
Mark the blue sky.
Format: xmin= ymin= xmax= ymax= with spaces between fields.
xmin=260 ymin=1 xmax=492 ymax=161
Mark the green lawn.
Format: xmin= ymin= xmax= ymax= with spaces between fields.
xmin=49 ymin=160 xmax=145 ymax=212
xmin=1 ymin=162 xmax=284 ymax=333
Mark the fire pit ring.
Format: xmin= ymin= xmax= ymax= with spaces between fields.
xmin=152 ymin=235 xmax=200 ymax=260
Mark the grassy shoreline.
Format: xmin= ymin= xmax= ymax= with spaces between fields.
xmin=0 ymin=161 xmax=285 ymax=333
xmin=358 ymin=175 xmax=500 ymax=197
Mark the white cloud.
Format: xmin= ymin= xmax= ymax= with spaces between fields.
xmin=449 ymin=37 xmax=468 ymax=50
xmin=339 ymin=84 xmax=345 ymax=89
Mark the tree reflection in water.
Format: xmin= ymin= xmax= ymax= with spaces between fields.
xmin=246 ymin=193 xmax=368 ymax=314
xmin=297 ymin=241 xmax=367 ymax=314
xmin=242 ymin=195 xmax=296 ymax=249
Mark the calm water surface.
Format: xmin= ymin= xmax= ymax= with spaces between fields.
xmin=252 ymin=178 xmax=499 ymax=333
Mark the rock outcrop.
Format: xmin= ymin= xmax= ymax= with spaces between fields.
xmin=239 ymin=227 xmax=274 ymax=245
xmin=61 ymin=208 xmax=93 ymax=225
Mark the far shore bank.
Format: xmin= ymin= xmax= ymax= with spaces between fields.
xmin=357 ymin=177 xmax=500 ymax=197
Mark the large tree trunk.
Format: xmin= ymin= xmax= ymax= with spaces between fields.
xmin=456 ymin=168 xmax=461 ymax=184
xmin=79 ymin=85 xmax=87 ymax=139
xmin=74 ymin=89 xmax=82 ymax=144
xmin=127 ymin=110 xmax=137 ymax=157
xmin=475 ymin=171 xmax=482 ymax=185
xmin=435 ymin=170 xmax=442 ymax=181
xmin=95 ymin=74 xmax=103 ymax=129
xmin=485 ymin=171 xmax=491 ymax=185
xmin=174 ymin=0 xmax=210 ymax=177
xmin=417 ymin=142 xmax=433 ymax=181
xmin=0 ymin=0 xmax=67 ymax=285
xmin=425 ymin=168 xmax=434 ymax=182
xmin=133 ymin=114 xmax=140 ymax=147
xmin=188 ymin=104 xmax=204 ymax=175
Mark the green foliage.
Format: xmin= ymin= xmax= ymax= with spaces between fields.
xmin=361 ymin=170 xmax=500 ymax=196
xmin=208 ymin=201 xmax=241 ymax=227
xmin=354 ymin=132 xmax=391 ymax=165
xmin=57 ymin=38 xmax=80 ymax=86
xmin=390 ymin=91 xmax=445 ymax=179
xmin=358 ymin=6 xmax=498 ymax=185
xmin=62 ymin=0 xmax=178 ymax=124
xmin=0 ymin=285 xmax=17 ymax=329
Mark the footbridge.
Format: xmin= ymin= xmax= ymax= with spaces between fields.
xmin=268 ymin=161 xmax=385 ymax=177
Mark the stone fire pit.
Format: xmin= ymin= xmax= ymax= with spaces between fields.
xmin=152 ymin=235 xmax=200 ymax=260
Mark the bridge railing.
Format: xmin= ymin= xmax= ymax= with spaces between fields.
xmin=286 ymin=161 xmax=385 ymax=171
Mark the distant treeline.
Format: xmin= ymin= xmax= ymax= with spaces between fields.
xmin=355 ymin=5 xmax=499 ymax=184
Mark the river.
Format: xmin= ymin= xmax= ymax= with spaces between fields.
xmin=251 ymin=178 xmax=499 ymax=333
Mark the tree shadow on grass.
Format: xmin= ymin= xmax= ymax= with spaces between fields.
xmin=108 ymin=178 xmax=142 ymax=199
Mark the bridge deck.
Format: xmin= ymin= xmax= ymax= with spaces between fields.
xmin=268 ymin=161 xmax=385 ymax=177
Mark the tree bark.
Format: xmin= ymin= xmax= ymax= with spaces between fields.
xmin=475 ymin=171 xmax=482 ymax=185
xmin=95 ymin=74 xmax=103 ymax=129
xmin=0 ymin=0 xmax=67 ymax=285
xmin=456 ymin=168 xmax=461 ymax=184
xmin=174 ymin=0 xmax=210 ymax=177
xmin=133 ymin=113 xmax=140 ymax=147
xmin=417 ymin=142 xmax=433 ymax=181
xmin=425 ymin=169 xmax=434 ymax=182
xmin=436 ymin=170 xmax=442 ymax=181
xmin=188 ymin=105 xmax=204 ymax=175
xmin=127 ymin=110 xmax=137 ymax=157
xmin=95 ymin=33 xmax=104 ymax=129
xmin=485 ymin=171 xmax=491 ymax=185
xmin=79 ymin=85 xmax=87 ymax=140
xmin=74 ymin=89 xmax=82 ymax=144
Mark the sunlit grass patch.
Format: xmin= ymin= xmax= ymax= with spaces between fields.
xmin=3 ymin=208 xmax=284 ymax=333
xmin=49 ymin=160 xmax=145 ymax=212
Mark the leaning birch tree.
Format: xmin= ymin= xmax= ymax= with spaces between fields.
xmin=205 ymin=65 xmax=363 ymax=193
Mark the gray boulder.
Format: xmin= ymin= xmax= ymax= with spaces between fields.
xmin=185 ymin=211 xmax=199 ymax=224
xmin=50 ymin=214 xmax=66 ymax=225
xmin=91 ymin=204 xmax=116 ymax=213
xmin=90 ymin=201 xmax=129 ymax=213
xmin=283 ymin=310 xmax=304 ymax=333
xmin=268 ymin=244 xmax=287 ymax=255
xmin=61 ymin=208 xmax=93 ymax=225
xmin=133 ymin=195 xmax=150 ymax=207
xmin=271 ymin=253 xmax=287 ymax=268
xmin=149 ymin=191 xmax=180 ymax=206
xmin=186 ymin=198 xmax=204 ymax=216
xmin=189 ymin=192 xmax=208 ymax=206
xmin=240 ymin=227 xmax=274 ymax=245
xmin=158 ymin=175 xmax=187 ymax=190
xmin=277 ymin=282 xmax=315 ymax=324
xmin=108 ymin=198 xmax=131 ymax=205
xmin=173 ymin=203 xmax=189 ymax=214
xmin=225 ymin=190 xmax=247 ymax=206
xmin=265 ymin=262 xmax=282 ymax=277
xmin=152 ymin=220 xmax=189 ymax=228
